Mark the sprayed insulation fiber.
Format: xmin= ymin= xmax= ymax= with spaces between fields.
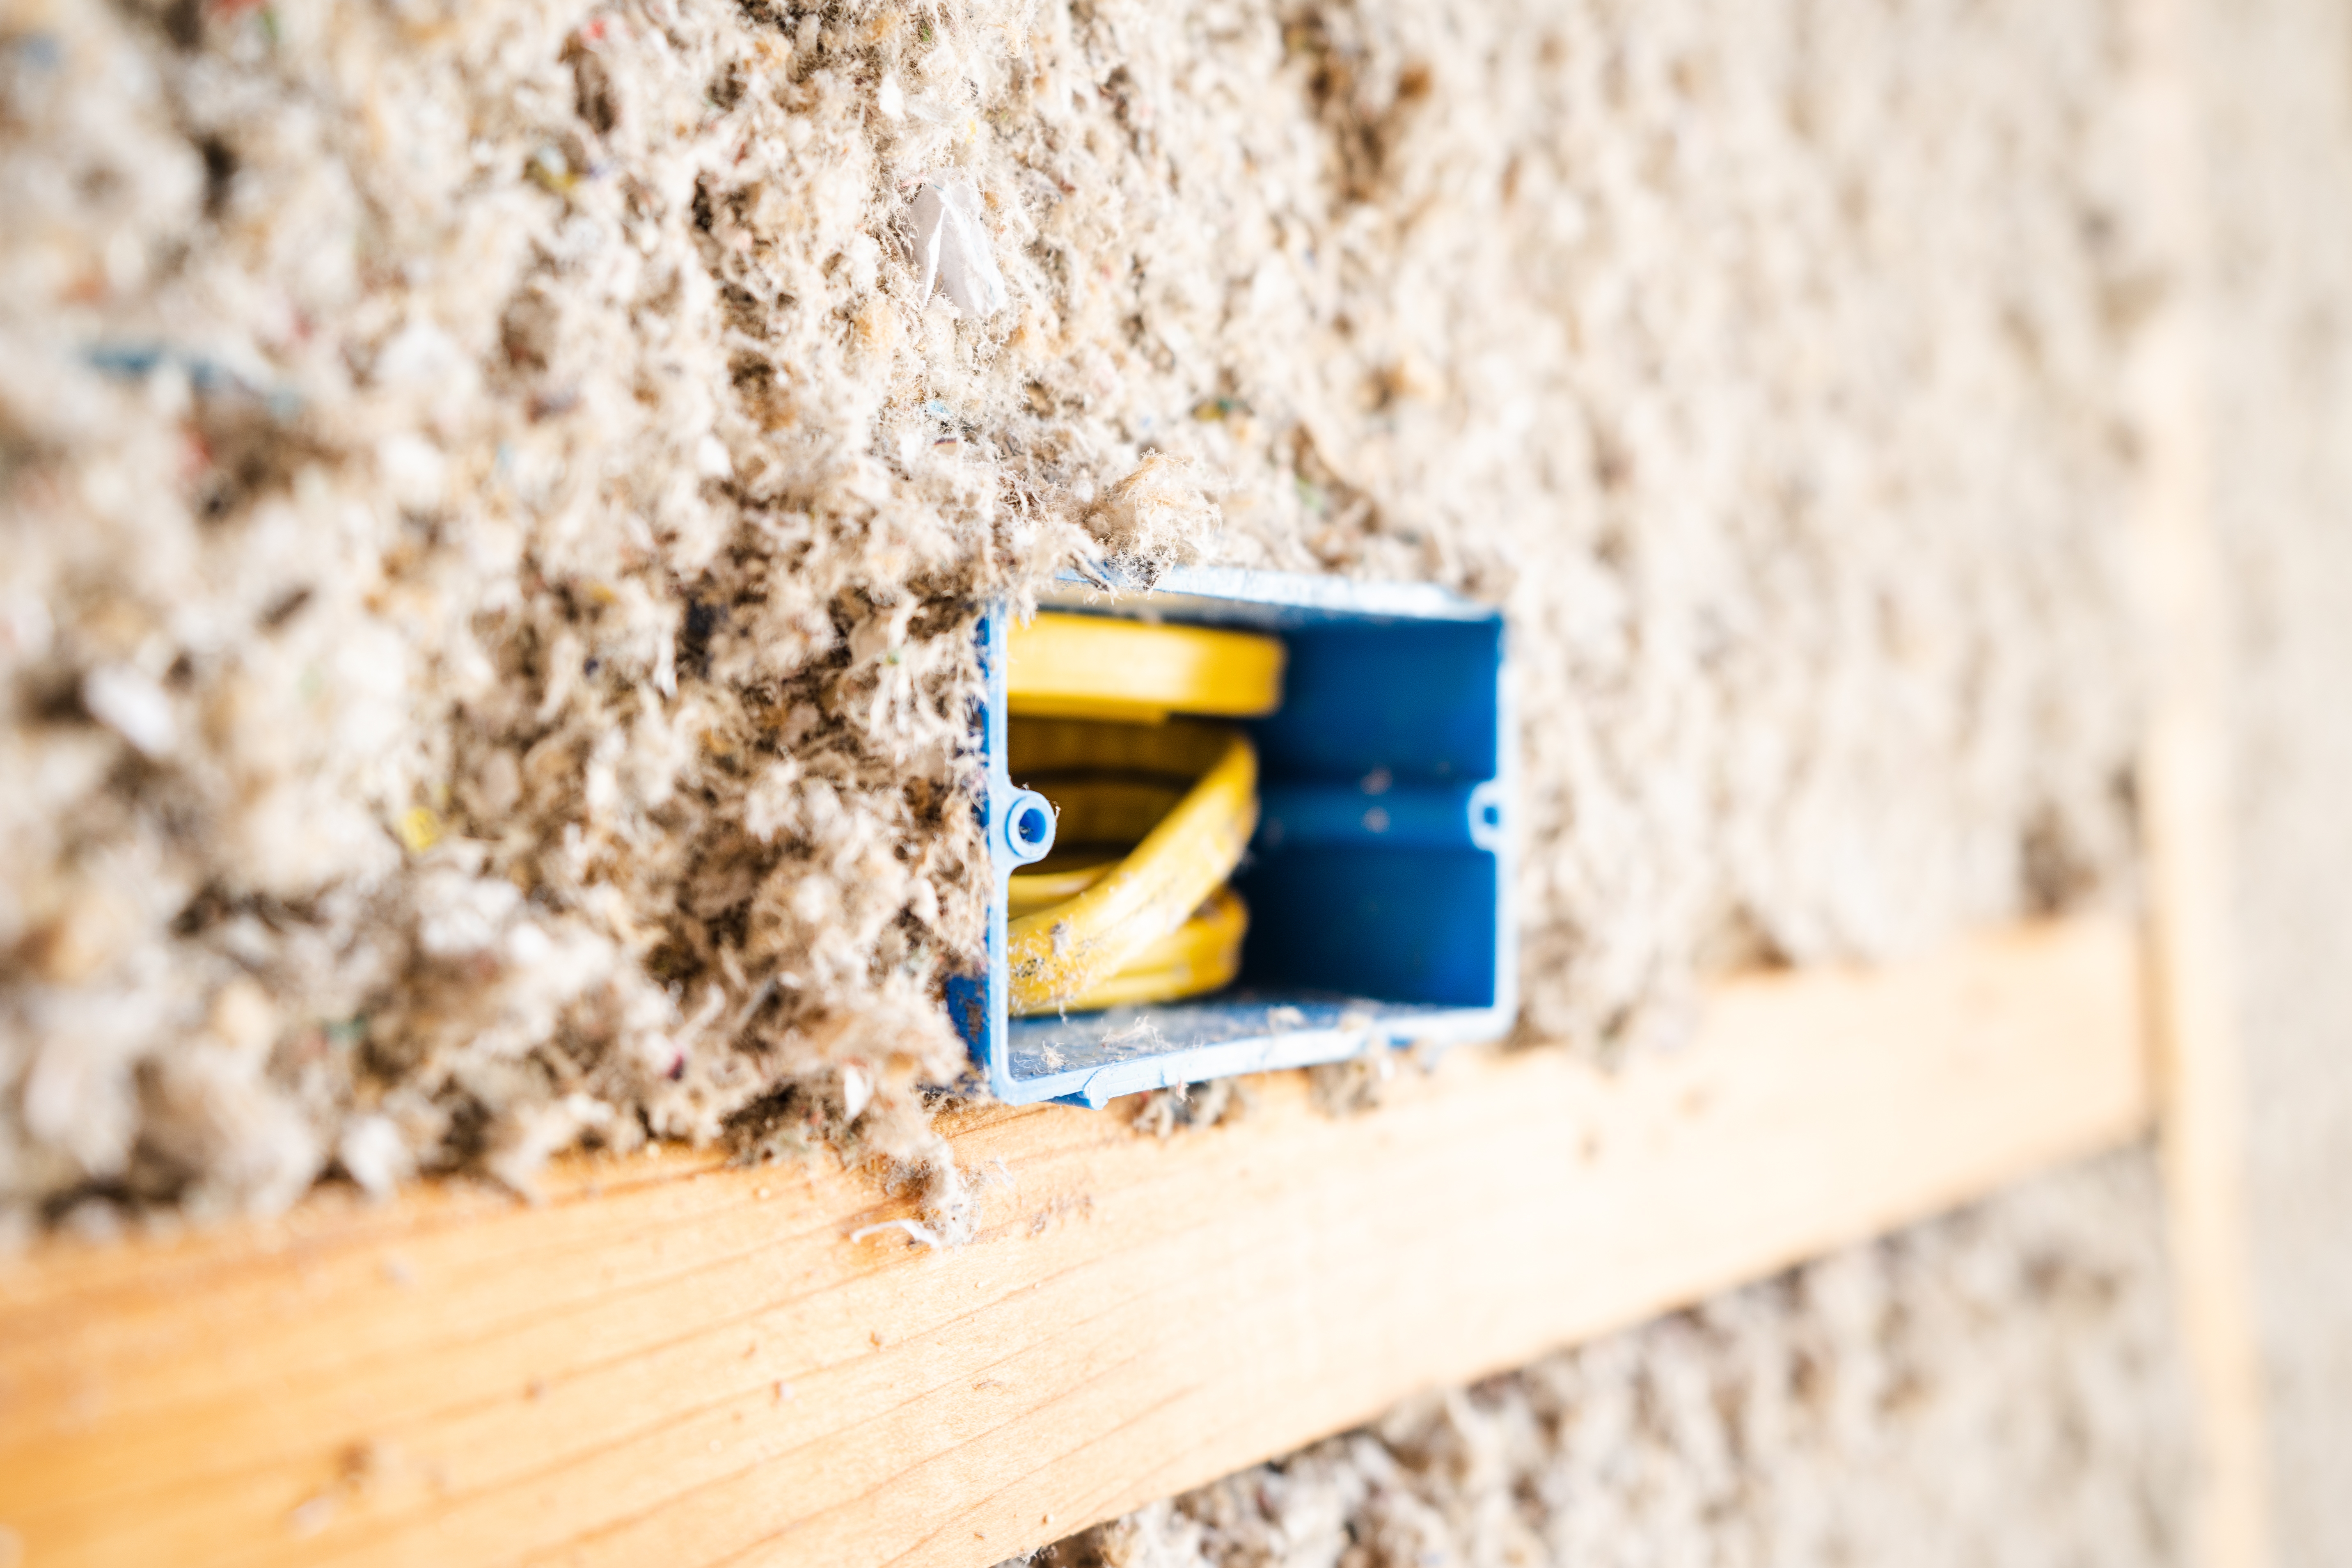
xmin=1021 ymin=1149 xmax=2191 ymax=1568
xmin=0 ymin=0 xmax=2153 ymax=1224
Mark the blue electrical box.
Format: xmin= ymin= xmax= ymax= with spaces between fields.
xmin=948 ymin=566 xmax=1515 ymax=1106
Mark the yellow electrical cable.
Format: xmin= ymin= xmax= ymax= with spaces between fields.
xmin=1005 ymin=727 xmax=1258 ymax=1014
xmin=1005 ymin=723 xmax=1242 ymax=925
xmin=1006 ymin=613 xmax=1285 ymax=723
xmin=1002 ymin=768 xmax=1250 ymax=1001
xmin=1003 ymin=618 xmax=1283 ymax=1014
xmin=1008 ymin=712 xmax=1240 ymax=777
xmin=1003 ymin=858 xmax=1116 ymax=916
xmin=1052 ymin=887 xmax=1247 ymax=1012
xmin=1016 ymin=775 xmax=1188 ymax=846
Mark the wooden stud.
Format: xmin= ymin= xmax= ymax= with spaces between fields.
xmin=0 ymin=918 xmax=2148 ymax=1568
xmin=2128 ymin=0 xmax=2274 ymax=1562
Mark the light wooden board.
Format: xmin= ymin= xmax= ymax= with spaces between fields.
xmin=0 ymin=918 xmax=2150 ymax=1568
xmin=2128 ymin=0 xmax=2273 ymax=1561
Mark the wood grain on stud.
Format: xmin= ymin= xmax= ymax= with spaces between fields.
xmin=0 ymin=918 xmax=2150 ymax=1568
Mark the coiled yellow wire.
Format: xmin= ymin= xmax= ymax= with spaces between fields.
xmin=1003 ymin=616 xmax=1284 ymax=1016
xmin=1006 ymin=612 xmax=1284 ymax=724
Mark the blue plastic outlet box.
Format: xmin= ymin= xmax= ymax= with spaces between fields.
xmin=948 ymin=566 xmax=1516 ymax=1106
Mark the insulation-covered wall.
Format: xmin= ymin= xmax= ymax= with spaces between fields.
xmin=1 ymin=0 xmax=2150 ymax=1228
xmin=0 ymin=0 xmax=2231 ymax=1559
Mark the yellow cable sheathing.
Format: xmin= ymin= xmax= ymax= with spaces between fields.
xmin=1007 ymin=714 xmax=1238 ymax=777
xmin=1006 ymin=613 xmax=1285 ymax=723
xmin=1016 ymin=775 xmax=1186 ymax=847
xmin=1006 ymin=728 xmax=1258 ymax=1015
xmin=1008 ymin=856 xmax=1249 ymax=1002
xmin=1055 ymin=887 xmax=1247 ymax=1011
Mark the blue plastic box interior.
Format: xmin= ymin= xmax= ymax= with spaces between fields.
xmin=948 ymin=566 xmax=1516 ymax=1107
